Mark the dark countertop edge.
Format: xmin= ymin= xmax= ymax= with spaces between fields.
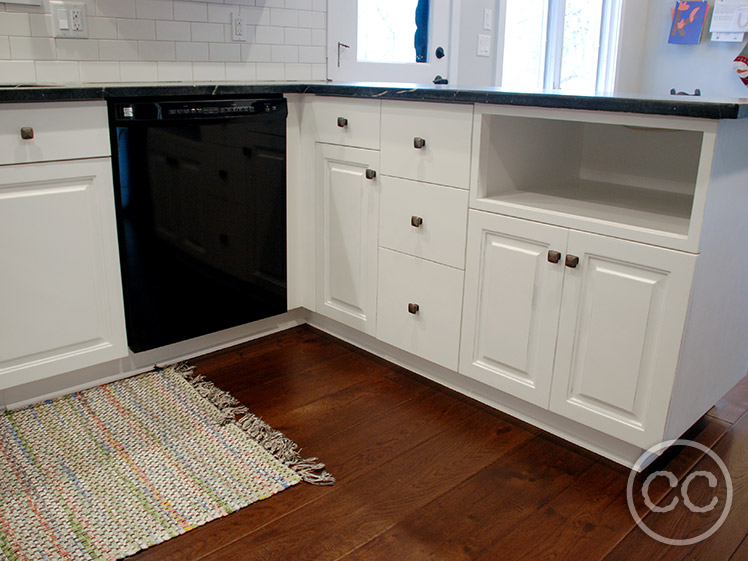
xmin=0 ymin=82 xmax=746 ymax=120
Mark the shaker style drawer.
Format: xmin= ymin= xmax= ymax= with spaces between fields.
xmin=379 ymin=176 xmax=469 ymax=269
xmin=377 ymin=248 xmax=464 ymax=371
xmin=311 ymin=97 xmax=381 ymax=149
xmin=381 ymin=100 xmax=473 ymax=188
xmin=0 ymin=101 xmax=110 ymax=165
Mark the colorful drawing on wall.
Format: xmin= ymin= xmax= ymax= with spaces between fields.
xmin=669 ymin=1 xmax=709 ymax=44
xmin=734 ymin=41 xmax=748 ymax=86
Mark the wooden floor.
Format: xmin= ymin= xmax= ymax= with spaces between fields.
xmin=127 ymin=325 xmax=748 ymax=561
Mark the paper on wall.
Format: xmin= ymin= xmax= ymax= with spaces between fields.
xmin=710 ymin=0 xmax=748 ymax=33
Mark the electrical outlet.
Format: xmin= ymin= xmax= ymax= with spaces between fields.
xmin=477 ymin=34 xmax=491 ymax=57
xmin=51 ymin=1 xmax=88 ymax=38
xmin=231 ymin=12 xmax=246 ymax=42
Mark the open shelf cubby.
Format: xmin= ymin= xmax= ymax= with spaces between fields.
xmin=474 ymin=111 xmax=709 ymax=244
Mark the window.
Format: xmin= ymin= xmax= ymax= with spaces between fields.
xmin=501 ymin=0 xmax=621 ymax=93
xmin=328 ymin=0 xmax=453 ymax=83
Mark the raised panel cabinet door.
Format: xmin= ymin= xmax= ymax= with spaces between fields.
xmin=459 ymin=211 xmax=568 ymax=408
xmin=315 ymin=143 xmax=380 ymax=335
xmin=0 ymin=159 xmax=127 ymax=389
xmin=549 ymin=231 xmax=696 ymax=448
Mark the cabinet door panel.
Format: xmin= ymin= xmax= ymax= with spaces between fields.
xmin=460 ymin=211 xmax=567 ymax=408
xmin=0 ymin=159 xmax=127 ymax=388
xmin=550 ymin=231 xmax=696 ymax=447
xmin=315 ymin=144 xmax=380 ymax=334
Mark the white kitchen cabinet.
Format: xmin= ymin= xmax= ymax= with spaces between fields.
xmin=0 ymin=158 xmax=127 ymax=389
xmin=459 ymin=211 xmax=567 ymax=408
xmin=315 ymin=143 xmax=380 ymax=335
xmin=549 ymin=230 xmax=696 ymax=447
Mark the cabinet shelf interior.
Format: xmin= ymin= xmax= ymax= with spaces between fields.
xmin=477 ymin=115 xmax=703 ymax=237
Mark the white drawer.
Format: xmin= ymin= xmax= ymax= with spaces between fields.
xmin=0 ymin=101 xmax=110 ymax=165
xmin=312 ymin=97 xmax=381 ymax=149
xmin=381 ymin=100 xmax=473 ymax=188
xmin=377 ymin=248 xmax=464 ymax=371
xmin=379 ymin=176 xmax=468 ymax=269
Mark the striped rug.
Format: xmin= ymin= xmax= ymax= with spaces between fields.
xmin=0 ymin=364 xmax=333 ymax=561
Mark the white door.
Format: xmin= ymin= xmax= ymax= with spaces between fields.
xmin=549 ymin=231 xmax=696 ymax=448
xmin=0 ymin=159 xmax=127 ymax=389
xmin=327 ymin=0 xmax=454 ymax=84
xmin=315 ymin=143 xmax=380 ymax=335
xmin=459 ymin=212 xmax=568 ymax=408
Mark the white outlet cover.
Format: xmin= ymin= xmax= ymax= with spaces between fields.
xmin=231 ymin=12 xmax=246 ymax=42
xmin=477 ymin=34 xmax=491 ymax=57
xmin=51 ymin=1 xmax=88 ymax=39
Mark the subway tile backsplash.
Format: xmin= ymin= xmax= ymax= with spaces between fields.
xmin=0 ymin=0 xmax=327 ymax=83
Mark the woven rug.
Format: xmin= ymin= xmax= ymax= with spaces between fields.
xmin=0 ymin=364 xmax=333 ymax=561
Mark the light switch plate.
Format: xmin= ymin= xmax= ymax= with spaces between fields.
xmin=483 ymin=9 xmax=493 ymax=31
xmin=477 ymin=34 xmax=491 ymax=57
xmin=51 ymin=1 xmax=88 ymax=38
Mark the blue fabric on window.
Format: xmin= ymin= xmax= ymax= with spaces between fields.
xmin=415 ymin=0 xmax=429 ymax=62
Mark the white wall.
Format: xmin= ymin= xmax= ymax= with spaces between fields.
xmin=0 ymin=0 xmax=326 ymax=84
xmin=627 ymin=0 xmax=748 ymax=98
xmin=454 ymin=0 xmax=498 ymax=86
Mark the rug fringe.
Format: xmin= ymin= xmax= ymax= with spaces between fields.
xmin=171 ymin=363 xmax=335 ymax=486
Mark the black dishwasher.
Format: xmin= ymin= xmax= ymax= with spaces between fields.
xmin=109 ymin=97 xmax=287 ymax=353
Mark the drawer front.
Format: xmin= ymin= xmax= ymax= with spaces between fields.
xmin=312 ymin=97 xmax=381 ymax=149
xmin=377 ymin=248 xmax=464 ymax=371
xmin=379 ymin=176 xmax=469 ymax=269
xmin=381 ymin=100 xmax=473 ymax=188
xmin=0 ymin=101 xmax=110 ymax=165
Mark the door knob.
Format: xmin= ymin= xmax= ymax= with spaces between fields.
xmin=547 ymin=250 xmax=561 ymax=264
xmin=411 ymin=216 xmax=423 ymax=228
xmin=413 ymin=137 xmax=426 ymax=149
xmin=337 ymin=117 xmax=348 ymax=128
xmin=365 ymin=168 xmax=377 ymax=180
xmin=565 ymin=254 xmax=580 ymax=268
xmin=408 ymin=303 xmax=420 ymax=314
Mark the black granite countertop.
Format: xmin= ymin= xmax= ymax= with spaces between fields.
xmin=1 ymin=81 xmax=746 ymax=119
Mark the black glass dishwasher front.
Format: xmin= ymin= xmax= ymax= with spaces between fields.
xmin=109 ymin=98 xmax=287 ymax=353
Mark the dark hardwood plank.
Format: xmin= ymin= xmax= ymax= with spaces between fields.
xmin=199 ymin=409 xmax=535 ymax=561
xmin=708 ymin=374 xmax=748 ymax=425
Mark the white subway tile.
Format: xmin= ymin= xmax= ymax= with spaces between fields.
xmin=285 ymin=0 xmax=311 ymax=10
xmin=193 ymin=61 xmax=225 ymax=80
xmin=298 ymin=10 xmax=324 ymax=28
xmin=156 ymin=20 xmax=190 ymax=41
xmin=174 ymin=1 xmax=207 ymax=22
xmin=271 ymin=8 xmax=298 ymax=27
xmin=225 ymin=61 xmax=256 ymax=81
xmin=310 ymin=62 xmax=325 ymax=80
xmin=271 ymin=44 xmax=296 ymax=62
xmin=0 ymin=60 xmax=37 ymax=83
xmin=176 ymin=41 xmax=208 ymax=61
xmin=120 ymin=61 xmax=158 ymax=81
xmin=284 ymin=27 xmax=310 ymax=45
xmin=35 ymin=61 xmax=80 ymax=83
xmin=209 ymin=42 xmax=240 ymax=62
xmin=10 ymin=37 xmax=56 ymax=60
xmin=157 ymin=61 xmax=192 ymax=81
xmin=255 ymin=25 xmax=283 ymax=44
xmin=241 ymin=43 xmax=271 ymax=62
xmin=89 ymin=17 xmax=118 ymax=39
xmin=57 ymin=38 xmax=100 ymax=60
xmin=99 ymin=39 xmax=139 ymax=61
xmin=136 ymin=0 xmax=173 ymax=20
xmin=256 ymin=62 xmax=283 ymax=80
xmin=298 ymin=45 xmax=324 ymax=63
xmin=0 ymin=12 xmax=31 ymax=36
xmin=310 ymin=28 xmax=325 ymax=46
xmin=312 ymin=0 xmax=325 ymax=12
xmin=79 ymin=61 xmax=120 ymax=82
xmin=29 ymin=14 xmax=53 ymax=37
xmin=207 ymin=4 xmax=233 ymax=24
xmin=117 ymin=19 xmax=156 ymax=40
xmin=284 ymin=62 xmax=310 ymax=80
xmin=96 ymin=0 xmax=137 ymax=18
xmin=226 ymin=0 xmax=257 ymax=5
xmin=139 ymin=40 xmax=176 ymax=61
xmin=243 ymin=7 xmax=270 ymax=26
xmin=5 ymin=2 xmax=48 ymax=13
xmin=255 ymin=0 xmax=284 ymax=8
xmin=0 ymin=37 xmax=10 ymax=59
xmin=190 ymin=22 xmax=224 ymax=42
